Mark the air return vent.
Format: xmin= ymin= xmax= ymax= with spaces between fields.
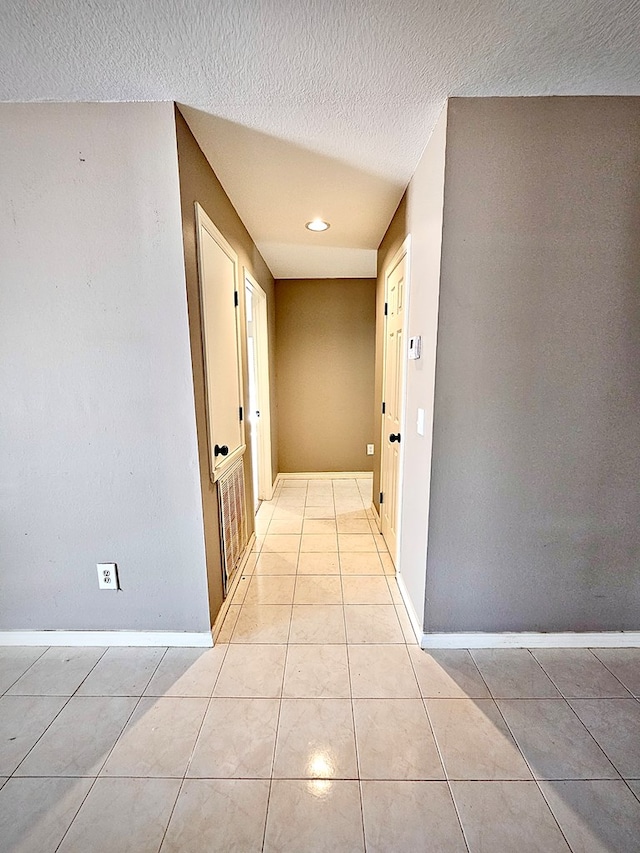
xmin=217 ymin=458 xmax=248 ymax=595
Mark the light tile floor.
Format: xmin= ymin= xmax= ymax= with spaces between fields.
xmin=1 ymin=476 xmax=639 ymax=851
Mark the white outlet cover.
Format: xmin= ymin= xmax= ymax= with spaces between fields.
xmin=97 ymin=562 xmax=119 ymax=590
xmin=366 ymin=444 xmax=374 ymax=455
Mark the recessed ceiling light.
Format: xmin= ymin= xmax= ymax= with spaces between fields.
xmin=305 ymin=218 xmax=330 ymax=232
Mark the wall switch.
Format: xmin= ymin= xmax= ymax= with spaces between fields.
xmin=366 ymin=444 xmax=374 ymax=455
xmin=417 ymin=408 xmax=425 ymax=436
xmin=97 ymin=562 xmax=119 ymax=590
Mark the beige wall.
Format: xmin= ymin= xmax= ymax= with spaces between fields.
xmin=175 ymin=108 xmax=277 ymax=624
xmin=275 ymin=278 xmax=376 ymax=473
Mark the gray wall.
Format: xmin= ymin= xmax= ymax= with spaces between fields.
xmin=426 ymin=97 xmax=640 ymax=632
xmin=0 ymin=103 xmax=210 ymax=632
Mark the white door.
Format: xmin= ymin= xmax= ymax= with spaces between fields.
xmin=245 ymin=271 xmax=273 ymax=505
xmin=195 ymin=203 xmax=245 ymax=481
xmin=380 ymin=241 xmax=410 ymax=565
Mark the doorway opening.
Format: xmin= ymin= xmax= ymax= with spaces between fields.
xmin=245 ymin=270 xmax=273 ymax=513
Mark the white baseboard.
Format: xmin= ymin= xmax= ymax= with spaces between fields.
xmin=276 ymin=471 xmax=373 ymax=481
xmin=420 ymin=632 xmax=640 ymax=649
xmin=395 ymin=574 xmax=423 ymax=645
xmin=0 ymin=630 xmax=214 ymax=648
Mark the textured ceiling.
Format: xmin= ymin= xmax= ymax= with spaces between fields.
xmin=2 ymin=0 xmax=639 ymax=277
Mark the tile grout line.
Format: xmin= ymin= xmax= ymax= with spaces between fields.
xmin=260 ymin=478 xmax=304 ymax=852
xmin=406 ymin=644 xmax=472 ymax=852
xmin=156 ymin=640 xmax=234 ymax=853
xmin=586 ymin=647 xmax=640 ymax=701
xmin=0 ymin=645 xmax=50 ymax=697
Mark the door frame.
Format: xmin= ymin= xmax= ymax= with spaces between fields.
xmin=379 ymin=234 xmax=411 ymax=568
xmin=194 ymin=203 xmax=246 ymax=482
xmin=244 ymin=270 xmax=274 ymax=502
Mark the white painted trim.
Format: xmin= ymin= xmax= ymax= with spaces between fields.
xmin=244 ymin=270 xmax=274 ymax=502
xmin=420 ymin=632 xmax=640 ymax=649
xmin=379 ymin=234 xmax=412 ymax=565
xmin=0 ymin=631 xmax=214 ymax=648
xmin=396 ymin=573 xmax=423 ymax=645
xmin=276 ymin=472 xmax=373 ymax=481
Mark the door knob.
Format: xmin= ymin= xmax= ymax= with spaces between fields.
xmin=214 ymin=444 xmax=229 ymax=457
xmin=389 ymin=433 xmax=401 ymax=443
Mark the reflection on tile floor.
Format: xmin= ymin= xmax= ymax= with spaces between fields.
xmin=0 ymin=476 xmax=639 ymax=851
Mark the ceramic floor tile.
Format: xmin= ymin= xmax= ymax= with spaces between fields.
xmin=261 ymin=534 xmax=301 ymax=553
xmin=627 ymin=778 xmax=640 ymax=800
xmin=0 ymin=647 xmax=47 ymax=695
xmin=289 ymin=605 xmax=346 ymax=643
xmin=361 ymin=781 xmax=467 ymax=853
xmin=305 ymin=494 xmax=334 ymax=506
xmin=276 ymin=494 xmax=306 ymax=507
xmin=58 ymin=777 xmax=180 ymax=853
xmin=264 ymin=779 xmax=364 ymax=853
xmin=344 ymin=604 xmax=404 ymax=643
xmin=76 ymin=647 xmax=165 ymax=696
xmin=470 ymin=650 xmax=561 ymax=698
xmin=339 ymin=552 xmax=384 ymax=574
xmin=143 ymin=646 xmax=227 ymax=697
xmin=354 ymin=699 xmax=444 ymax=780
xmin=451 ymin=781 xmax=571 ymax=852
xmin=267 ymin=518 xmax=303 ymax=535
xmin=294 ymin=575 xmax=343 ymax=604
xmin=254 ymin=552 xmax=298 ymax=574
xmin=213 ymin=644 xmax=286 ymax=697
xmin=408 ymin=647 xmax=491 ymax=699
xmin=336 ymin=518 xmax=372 ymax=534
xmin=569 ymin=698 xmax=640 ymax=777
xmin=161 ymin=778 xmax=269 ymax=853
xmin=188 ymin=698 xmax=279 ymax=778
xmin=101 ymin=696 xmax=207 ymax=777
xmin=283 ymin=645 xmax=350 ymax=698
xmin=590 ymin=649 xmax=640 ymax=696
xmin=280 ymin=479 xmax=308 ymax=488
xmin=531 ymin=649 xmax=632 ymax=698
xmin=386 ymin=577 xmax=404 ymax=604
xmin=251 ymin=535 xmax=264 ymax=551
xmin=230 ymin=604 xmax=292 ymax=643
xmin=272 ymin=506 xmax=304 ymax=521
xmin=335 ymin=508 xmax=368 ymax=520
xmin=497 ymin=699 xmax=618 ymax=780
xmin=297 ymin=552 xmax=340 ymax=574
xmin=348 ymin=645 xmax=420 ymax=698
xmin=300 ymin=533 xmax=338 ymax=553
xmin=244 ymin=575 xmax=296 ymax=604
xmin=341 ymin=576 xmax=392 ymax=604
xmin=302 ymin=518 xmax=337 ymax=534
xmin=0 ymin=777 xmax=93 ymax=853
xmin=8 ymin=647 xmax=105 ymax=696
xmin=338 ymin=533 xmax=378 ymax=552
xmin=540 ymin=779 xmax=640 ymax=853
xmin=16 ymin=696 xmax=136 ymax=776
xmin=379 ymin=552 xmax=396 ymax=574
xmin=230 ymin=574 xmax=251 ymax=603
xmin=426 ymin=698 xmax=532 ymax=780
xmin=395 ymin=605 xmax=419 ymax=644
xmin=215 ymin=606 xmax=241 ymax=643
xmin=304 ymin=506 xmax=336 ymax=519
xmin=0 ymin=695 xmax=67 ymax=775
xmin=273 ymin=698 xmax=357 ymax=779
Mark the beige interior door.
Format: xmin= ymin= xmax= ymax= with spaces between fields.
xmin=380 ymin=245 xmax=409 ymax=565
xmin=195 ymin=203 xmax=245 ymax=481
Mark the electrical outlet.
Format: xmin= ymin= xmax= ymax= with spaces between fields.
xmin=97 ymin=562 xmax=119 ymax=590
xmin=366 ymin=444 xmax=374 ymax=455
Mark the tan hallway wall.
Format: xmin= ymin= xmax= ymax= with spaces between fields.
xmin=275 ymin=279 xmax=376 ymax=473
xmin=175 ymin=107 xmax=278 ymax=624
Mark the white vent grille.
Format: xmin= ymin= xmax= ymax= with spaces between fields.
xmin=217 ymin=458 xmax=248 ymax=595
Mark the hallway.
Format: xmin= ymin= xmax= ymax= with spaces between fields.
xmin=0 ymin=476 xmax=639 ymax=851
